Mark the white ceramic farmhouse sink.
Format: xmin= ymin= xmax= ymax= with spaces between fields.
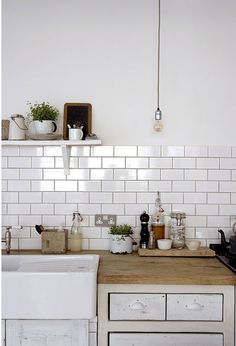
xmin=2 ymin=254 xmax=99 ymax=319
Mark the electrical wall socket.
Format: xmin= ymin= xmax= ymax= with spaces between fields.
xmin=95 ymin=214 xmax=117 ymax=227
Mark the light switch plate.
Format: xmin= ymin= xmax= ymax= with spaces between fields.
xmin=95 ymin=214 xmax=117 ymax=227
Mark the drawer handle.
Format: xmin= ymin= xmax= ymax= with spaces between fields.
xmin=129 ymin=300 xmax=147 ymax=311
xmin=185 ymin=302 xmax=204 ymax=311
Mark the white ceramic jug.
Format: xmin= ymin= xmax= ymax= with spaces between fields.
xmin=9 ymin=114 xmax=28 ymax=140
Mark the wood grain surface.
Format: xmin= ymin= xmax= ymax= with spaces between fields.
xmin=138 ymin=247 xmax=215 ymax=257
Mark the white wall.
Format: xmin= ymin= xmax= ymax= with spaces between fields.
xmin=2 ymin=0 xmax=236 ymax=145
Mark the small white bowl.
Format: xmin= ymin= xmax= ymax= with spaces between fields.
xmin=186 ymin=240 xmax=201 ymax=251
xmin=157 ymin=239 xmax=172 ymax=250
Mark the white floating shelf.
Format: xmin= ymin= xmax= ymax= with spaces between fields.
xmin=1 ymin=139 xmax=102 ymax=146
xmin=2 ymin=139 xmax=102 ymax=175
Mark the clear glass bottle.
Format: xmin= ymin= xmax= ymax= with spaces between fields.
xmin=170 ymin=211 xmax=186 ymax=249
xmin=70 ymin=211 xmax=83 ymax=252
xmin=151 ymin=192 xmax=165 ymax=247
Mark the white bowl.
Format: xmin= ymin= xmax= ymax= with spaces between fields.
xmin=157 ymin=239 xmax=172 ymax=250
xmin=186 ymin=240 xmax=201 ymax=251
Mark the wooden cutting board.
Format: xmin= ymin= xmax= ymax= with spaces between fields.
xmin=138 ymin=247 xmax=215 ymax=257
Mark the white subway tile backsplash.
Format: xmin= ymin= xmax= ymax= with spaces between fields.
xmin=114 ymin=169 xmax=136 ymax=180
xmin=20 ymin=169 xmax=42 ymax=180
xmin=31 ymin=204 xmax=54 ymax=214
xmin=197 ymin=158 xmax=219 ymax=169
xmin=90 ymin=169 xmax=113 ymax=180
xmin=150 ymin=158 xmax=172 ymax=168
xmin=113 ymin=193 xmax=136 ymax=204
xmin=66 ymin=192 xmax=89 ymax=203
xmin=2 ymin=144 xmax=236 ymax=250
xmin=79 ymin=157 xmax=101 ymax=168
xmin=20 ymin=146 xmax=43 ymax=156
xmin=196 ymin=181 xmax=218 ymax=192
xmin=102 ymin=204 xmax=124 ymax=215
xmin=220 ymin=182 xmax=236 ymax=192
xmin=149 ymin=181 xmax=172 ymax=192
xmin=32 ymin=157 xmax=54 ymax=168
xmin=43 ymin=192 xmax=65 ymax=203
xmin=55 ymin=181 xmax=77 ymax=191
xmin=196 ymin=204 xmax=218 ymax=216
xmin=115 ymin=146 xmax=137 ymax=157
xmin=78 ymin=181 xmax=101 ymax=192
xmin=125 ymin=181 xmax=148 ymax=192
xmin=126 ymin=158 xmax=148 ymax=168
xmin=184 ymin=193 xmax=206 ymax=204
xmin=208 ymin=193 xmax=230 ymax=204
xmin=162 ymin=146 xmax=184 ymax=157
xmin=209 ymin=146 xmax=231 ymax=158
xmin=2 ymin=192 xmax=18 ymax=203
xmin=172 ymin=181 xmax=195 ymax=192
xmin=208 ymin=170 xmax=231 ymax=181
xmin=185 ymin=169 xmax=207 ymax=180
xmin=8 ymin=157 xmax=31 ymax=168
xmin=90 ymin=192 xmax=112 ymax=203
xmin=91 ymin=146 xmax=113 ymax=157
xmin=102 ymin=181 xmax=124 ymax=192
xmin=8 ymin=180 xmax=30 ymax=191
xmin=173 ymin=158 xmax=195 ymax=169
xmin=138 ymin=146 xmax=160 ymax=157
xmin=161 ymin=169 xmax=184 ymax=180
xmin=31 ymin=181 xmax=54 ymax=191
xmin=2 ymin=168 xmax=19 ymax=180
xmin=102 ymin=157 xmax=125 ymax=168
xmin=185 ymin=146 xmax=208 ymax=157
xmin=1 ymin=157 xmax=7 ymax=168
xmin=19 ymin=192 xmax=42 ymax=203
xmin=138 ymin=169 xmax=160 ymax=180
xmin=220 ymin=158 xmax=236 ymax=169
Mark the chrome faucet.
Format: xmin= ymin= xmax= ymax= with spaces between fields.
xmin=2 ymin=226 xmax=22 ymax=254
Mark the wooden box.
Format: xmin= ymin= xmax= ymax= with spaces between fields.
xmin=41 ymin=230 xmax=68 ymax=254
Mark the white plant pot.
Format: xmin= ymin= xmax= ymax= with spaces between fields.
xmin=34 ymin=120 xmax=57 ymax=135
xmin=110 ymin=235 xmax=133 ymax=254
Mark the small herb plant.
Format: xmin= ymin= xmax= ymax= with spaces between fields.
xmin=109 ymin=224 xmax=133 ymax=237
xmin=27 ymin=101 xmax=59 ymax=122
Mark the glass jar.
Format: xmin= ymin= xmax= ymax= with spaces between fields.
xmin=170 ymin=212 xmax=186 ymax=249
xmin=70 ymin=211 xmax=83 ymax=252
xmin=151 ymin=192 xmax=165 ymax=247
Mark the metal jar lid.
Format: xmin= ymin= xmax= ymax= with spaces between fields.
xmin=170 ymin=211 xmax=186 ymax=219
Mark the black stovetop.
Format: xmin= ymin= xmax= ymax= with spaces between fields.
xmin=210 ymin=244 xmax=236 ymax=274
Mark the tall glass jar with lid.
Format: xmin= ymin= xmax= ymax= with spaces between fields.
xmin=170 ymin=212 xmax=186 ymax=249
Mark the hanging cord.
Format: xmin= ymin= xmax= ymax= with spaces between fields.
xmin=157 ymin=0 xmax=161 ymax=110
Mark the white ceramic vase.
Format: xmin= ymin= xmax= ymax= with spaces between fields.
xmin=110 ymin=235 xmax=133 ymax=254
xmin=34 ymin=120 xmax=57 ymax=135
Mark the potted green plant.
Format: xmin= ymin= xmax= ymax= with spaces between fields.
xmin=27 ymin=101 xmax=59 ymax=135
xmin=109 ymin=224 xmax=133 ymax=254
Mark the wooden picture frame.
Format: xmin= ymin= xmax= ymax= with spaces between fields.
xmin=63 ymin=103 xmax=92 ymax=140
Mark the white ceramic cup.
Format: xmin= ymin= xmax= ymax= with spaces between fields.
xmin=34 ymin=120 xmax=57 ymax=135
xmin=69 ymin=128 xmax=83 ymax=140
xmin=186 ymin=240 xmax=201 ymax=251
xmin=157 ymin=239 xmax=172 ymax=250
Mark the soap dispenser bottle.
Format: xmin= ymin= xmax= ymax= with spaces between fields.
xmin=151 ymin=192 xmax=165 ymax=246
xmin=70 ymin=211 xmax=83 ymax=252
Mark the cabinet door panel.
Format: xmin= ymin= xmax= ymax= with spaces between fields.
xmin=167 ymin=294 xmax=223 ymax=321
xmin=109 ymin=293 xmax=165 ymax=320
xmin=6 ymin=320 xmax=88 ymax=346
xmin=109 ymin=333 xmax=223 ymax=346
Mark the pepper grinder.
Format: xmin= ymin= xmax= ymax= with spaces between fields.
xmin=140 ymin=211 xmax=150 ymax=249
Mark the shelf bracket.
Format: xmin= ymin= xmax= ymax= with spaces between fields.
xmin=61 ymin=144 xmax=71 ymax=176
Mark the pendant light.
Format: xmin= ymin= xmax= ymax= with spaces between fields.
xmin=154 ymin=0 xmax=163 ymax=132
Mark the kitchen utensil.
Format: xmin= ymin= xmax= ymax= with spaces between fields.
xmin=9 ymin=114 xmax=28 ymax=140
xmin=218 ymin=226 xmax=236 ymax=255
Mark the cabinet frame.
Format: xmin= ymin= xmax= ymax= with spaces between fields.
xmin=98 ymin=284 xmax=235 ymax=346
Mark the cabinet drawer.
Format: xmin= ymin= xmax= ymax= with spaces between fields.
xmin=109 ymin=333 xmax=223 ymax=346
xmin=167 ymin=294 xmax=223 ymax=321
xmin=109 ymin=293 xmax=165 ymax=320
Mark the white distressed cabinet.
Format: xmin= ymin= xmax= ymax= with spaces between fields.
xmin=98 ymin=284 xmax=235 ymax=346
xmin=2 ymin=319 xmax=97 ymax=346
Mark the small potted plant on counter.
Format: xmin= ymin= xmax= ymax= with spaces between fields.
xmin=27 ymin=101 xmax=59 ymax=135
xmin=109 ymin=224 xmax=133 ymax=254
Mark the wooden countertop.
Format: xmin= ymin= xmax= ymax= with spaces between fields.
xmin=2 ymin=250 xmax=236 ymax=285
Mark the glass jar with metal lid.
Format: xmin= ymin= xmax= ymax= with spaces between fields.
xmin=170 ymin=211 xmax=186 ymax=249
